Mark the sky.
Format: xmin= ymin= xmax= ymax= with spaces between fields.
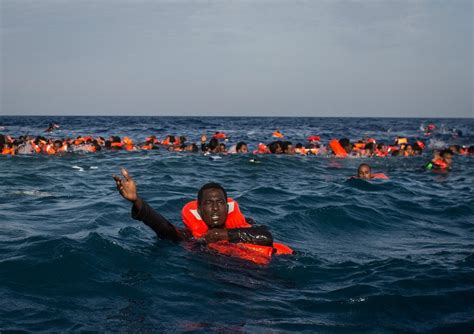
xmin=1 ymin=0 xmax=472 ymax=117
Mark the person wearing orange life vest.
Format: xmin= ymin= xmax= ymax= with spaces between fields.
xmin=356 ymin=163 xmax=389 ymax=180
xmin=113 ymin=168 xmax=293 ymax=264
xmin=425 ymin=149 xmax=453 ymax=171
xmin=329 ymin=138 xmax=352 ymax=157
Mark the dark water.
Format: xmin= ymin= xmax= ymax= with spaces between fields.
xmin=1 ymin=116 xmax=473 ymax=333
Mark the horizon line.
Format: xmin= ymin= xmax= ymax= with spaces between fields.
xmin=1 ymin=115 xmax=473 ymax=119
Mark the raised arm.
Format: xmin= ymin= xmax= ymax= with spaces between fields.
xmin=113 ymin=168 xmax=186 ymax=242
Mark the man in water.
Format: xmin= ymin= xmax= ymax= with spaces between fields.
xmin=357 ymin=163 xmax=372 ymax=179
xmin=425 ymin=149 xmax=453 ymax=171
xmin=356 ymin=163 xmax=389 ymax=180
xmin=113 ymin=168 xmax=273 ymax=245
xmin=45 ymin=122 xmax=60 ymax=133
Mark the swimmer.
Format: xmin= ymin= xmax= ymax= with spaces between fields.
xmin=329 ymin=138 xmax=352 ymax=157
xmin=272 ymin=130 xmax=284 ymax=138
xmin=356 ymin=163 xmax=389 ymax=180
xmin=45 ymin=122 xmax=60 ymax=133
xmin=281 ymin=141 xmax=295 ymax=155
xmin=113 ymin=168 xmax=292 ymax=263
xmin=227 ymin=141 xmax=248 ymax=154
xmin=425 ymin=149 xmax=453 ymax=170
xmin=357 ymin=163 xmax=372 ymax=179
xmin=236 ymin=142 xmax=248 ymax=153
xmin=268 ymin=141 xmax=283 ymax=154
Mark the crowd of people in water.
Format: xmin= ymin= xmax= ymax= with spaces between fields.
xmin=1 ymin=123 xmax=472 ymax=173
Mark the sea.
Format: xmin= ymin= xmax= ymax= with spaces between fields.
xmin=0 ymin=116 xmax=473 ymax=333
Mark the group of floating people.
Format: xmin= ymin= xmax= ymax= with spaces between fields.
xmin=1 ymin=125 xmax=472 ymax=174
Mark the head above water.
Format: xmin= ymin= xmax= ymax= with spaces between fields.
xmin=440 ymin=149 xmax=453 ymax=166
xmin=358 ymin=163 xmax=372 ymax=179
xmin=197 ymin=183 xmax=228 ymax=228
xmin=339 ymin=138 xmax=352 ymax=153
xmin=236 ymin=142 xmax=248 ymax=153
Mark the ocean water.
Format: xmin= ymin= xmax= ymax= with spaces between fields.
xmin=0 ymin=116 xmax=473 ymax=333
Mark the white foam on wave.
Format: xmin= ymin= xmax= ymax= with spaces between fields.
xmin=428 ymin=138 xmax=447 ymax=149
xmin=72 ymin=165 xmax=98 ymax=171
xmin=12 ymin=190 xmax=53 ymax=197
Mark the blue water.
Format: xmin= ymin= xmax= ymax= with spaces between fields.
xmin=1 ymin=116 xmax=473 ymax=333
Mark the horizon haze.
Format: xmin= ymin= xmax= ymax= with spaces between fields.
xmin=1 ymin=0 xmax=473 ymax=118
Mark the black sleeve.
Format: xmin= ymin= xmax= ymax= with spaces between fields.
xmin=131 ymin=200 xmax=182 ymax=242
xmin=227 ymin=225 xmax=273 ymax=246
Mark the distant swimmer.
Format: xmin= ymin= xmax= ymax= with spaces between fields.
xmin=45 ymin=122 xmax=60 ymax=133
xmin=212 ymin=132 xmax=228 ymax=140
xmin=355 ymin=163 xmax=389 ymax=180
xmin=425 ymin=149 xmax=453 ymax=171
xmin=113 ymin=168 xmax=293 ymax=265
xmin=329 ymin=138 xmax=352 ymax=157
xmin=272 ymin=130 xmax=284 ymax=138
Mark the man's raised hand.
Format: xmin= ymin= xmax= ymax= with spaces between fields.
xmin=113 ymin=168 xmax=138 ymax=202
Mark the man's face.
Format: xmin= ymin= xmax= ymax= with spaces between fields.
xmin=275 ymin=144 xmax=283 ymax=154
xmin=285 ymin=145 xmax=295 ymax=155
xmin=443 ymin=153 xmax=453 ymax=166
xmin=358 ymin=165 xmax=371 ymax=179
xmin=238 ymin=144 xmax=248 ymax=153
xmin=198 ymin=188 xmax=228 ymax=229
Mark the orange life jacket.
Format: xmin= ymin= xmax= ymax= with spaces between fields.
xmin=308 ymin=148 xmax=319 ymax=155
xmin=111 ymin=142 xmax=122 ymax=149
xmin=31 ymin=142 xmax=42 ymax=154
xmin=395 ymin=137 xmax=408 ymax=145
xmin=353 ymin=142 xmax=365 ymax=150
xmin=253 ymin=143 xmax=269 ymax=154
xmin=212 ymin=133 xmax=227 ymax=139
xmin=329 ymin=139 xmax=347 ymax=157
xmin=375 ymin=148 xmax=388 ymax=157
xmin=272 ymin=131 xmax=284 ymax=138
xmin=416 ymin=140 xmax=425 ymax=149
xmin=295 ymin=147 xmax=308 ymax=155
xmin=307 ymin=135 xmax=320 ymax=142
xmin=1 ymin=147 xmax=15 ymax=155
xmin=181 ymin=199 xmax=293 ymax=264
xmin=433 ymin=159 xmax=448 ymax=169
xmin=371 ymin=173 xmax=389 ymax=180
xmin=45 ymin=144 xmax=56 ymax=155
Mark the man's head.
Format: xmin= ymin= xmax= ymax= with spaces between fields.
xmin=236 ymin=142 xmax=248 ymax=153
xmin=208 ymin=138 xmax=219 ymax=152
xmin=282 ymin=141 xmax=295 ymax=155
xmin=53 ymin=140 xmax=63 ymax=149
xmin=197 ymin=183 xmax=228 ymax=229
xmin=358 ymin=163 xmax=372 ymax=179
xmin=339 ymin=138 xmax=352 ymax=153
xmin=440 ymin=149 xmax=453 ymax=166
xmin=268 ymin=141 xmax=283 ymax=154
